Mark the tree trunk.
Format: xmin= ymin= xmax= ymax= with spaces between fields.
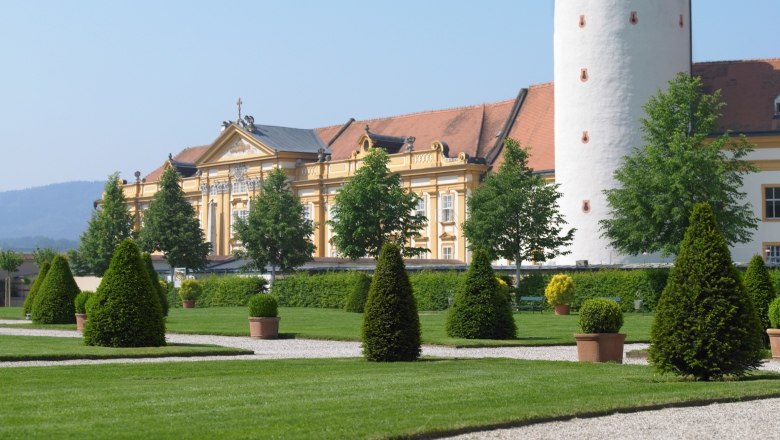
xmin=5 ymin=271 xmax=10 ymax=308
xmin=270 ymin=265 xmax=276 ymax=285
xmin=170 ymin=263 xmax=176 ymax=308
xmin=515 ymin=256 xmax=523 ymax=290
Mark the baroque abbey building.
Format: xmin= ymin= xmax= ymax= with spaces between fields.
xmin=122 ymin=2 xmax=780 ymax=267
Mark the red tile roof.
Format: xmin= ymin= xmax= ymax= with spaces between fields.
xmin=140 ymin=59 xmax=779 ymax=182
xmin=144 ymin=145 xmax=209 ymax=182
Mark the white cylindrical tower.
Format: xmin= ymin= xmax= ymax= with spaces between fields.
xmin=553 ymin=0 xmax=691 ymax=265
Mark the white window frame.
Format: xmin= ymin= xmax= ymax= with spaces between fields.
xmin=232 ymin=180 xmax=247 ymax=194
xmin=415 ymin=196 xmax=426 ymax=218
xmin=763 ymin=185 xmax=780 ymax=221
xmin=440 ymin=193 xmax=454 ymax=223
xmin=441 ymin=246 xmax=453 ymax=260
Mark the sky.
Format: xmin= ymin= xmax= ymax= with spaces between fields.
xmin=0 ymin=0 xmax=777 ymax=192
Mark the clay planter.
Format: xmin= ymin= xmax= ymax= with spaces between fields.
xmin=182 ymin=300 xmax=196 ymax=309
xmin=554 ymin=304 xmax=571 ymax=315
xmin=768 ymin=329 xmax=780 ymax=360
xmin=249 ymin=317 xmax=281 ymax=339
xmin=75 ymin=313 xmax=87 ymax=332
xmin=575 ymin=333 xmax=626 ymax=363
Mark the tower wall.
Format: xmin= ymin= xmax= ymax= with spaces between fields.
xmin=553 ymin=0 xmax=691 ymax=265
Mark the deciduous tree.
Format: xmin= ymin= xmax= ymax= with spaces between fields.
xmin=0 ymin=250 xmax=23 ymax=307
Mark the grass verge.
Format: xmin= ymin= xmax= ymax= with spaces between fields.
xmin=0 ymin=358 xmax=778 ymax=439
xmin=0 ymin=335 xmax=252 ymax=361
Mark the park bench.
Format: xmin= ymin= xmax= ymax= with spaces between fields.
xmin=518 ymin=296 xmax=544 ymax=313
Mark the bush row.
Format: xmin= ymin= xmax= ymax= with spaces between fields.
xmin=196 ymin=276 xmax=267 ymax=307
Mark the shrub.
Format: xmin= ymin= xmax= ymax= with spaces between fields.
xmin=249 ymin=294 xmax=278 ymax=317
xmin=198 ymin=276 xmax=267 ymax=307
xmin=84 ymin=239 xmax=165 ymax=347
xmin=178 ymin=280 xmax=202 ymax=302
xmin=141 ymin=253 xmax=169 ymax=316
xmin=31 ymin=256 xmax=80 ymax=324
xmin=344 ymin=272 xmax=371 ymax=313
xmin=74 ymin=291 xmax=93 ymax=314
xmin=743 ymin=254 xmax=776 ymax=333
xmin=579 ymin=298 xmax=623 ymax=333
xmin=362 ymin=243 xmax=421 ymax=361
xmin=649 ymin=203 xmax=763 ymax=380
xmin=409 ymin=270 xmax=465 ymax=310
xmin=273 ymin=272 xmax=359 ymax=308
xmin=544 ymin=274 xmax=575 ymax=306
xmin=769 ymin=296 xmax=780 ymax=329
xmin=569 ymin=269 xmax=669 ymax=312
xmin=445 ymin=249 xmax=517 ymax=340
xmin=23 ymin=261 xmax=50 ymax=316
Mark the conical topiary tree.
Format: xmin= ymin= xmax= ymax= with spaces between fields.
xmin=649 ymin=203 xmax=764 ymax=380
xmin=446 ymin=248 xmax=517 ymax=339
xmin=344 ymin=272 xmax=371 ymax=313
xmin=31 ymin=257 xmax=80 ymax=324
xmin=23 ymin=261 xmax=50 ymax=316
xmin=84 ymin=239 xmax=166 ymax=347
xmin=142 ymin=252 xmax=169 ymax=317
xmin=362 ymin=243 xmax=421 ymax=361
xmin=743 ymin=254 xmax=777 ymax=338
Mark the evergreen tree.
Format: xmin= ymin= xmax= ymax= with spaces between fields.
xmin=649 ymin=203 xmax=763 ymax=380
xmin=142 ymin=252 xmax=169 ymax=316
xmin=84 ymin=239 xmax=166 ymax=347
xmin=233 ymin=167 xmax=315 ymax=284
xmin=445 ymin=248 xmax=517 ymax=339
xmin=22 ymin=261 xmax=50 ymax=316
xmin=0 ymin=250 xmax=23 ymax=307
xmin=743 ymin=254 xmax=776 ymax=337
xmin=137 ymin=166 xmax=210 ymax=306
xmin=362 ymin=243 xmax=421 ymax=361
xmin=77 ymin=173 xmax=134 ymax=276
xmin=464 ymin=138 xmax=574 ymax=289
xmin=31 ymin=256 xmax=80 ymax=324
xmin=602 ymin=73 xmax=757 ymax=257
xmin=344 ymin=272 xmax=371 ymax=313
xmin=329 ymin=148 xmax=427 ymax=259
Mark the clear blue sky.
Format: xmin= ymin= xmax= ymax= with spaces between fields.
xmin=0 ymin=1 xmax=777 ymax=192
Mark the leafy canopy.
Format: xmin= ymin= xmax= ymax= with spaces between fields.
xmin=233 ymin=167 xmax=314 ymax=282
xmin=32 ymin=248 xmax=59 ymax=268
xmin=463 ymin=138 xmax=574 ymax=287
xmin=601 ymin=73 xmax=757 ymax=257
xmin=138 ymin=166 xmax=210 ymax=272
xmin=329 ymin=148 xmax=427 ymax=259
xmin=77 ymin=173 xmax=134 ymax=276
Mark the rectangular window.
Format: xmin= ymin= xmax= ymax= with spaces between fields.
xmin=440 ymin=194 xmax=454 ymax=223
xmin=232 ymin=209 xmax=248 ymax=229
xmin=415 ymin=197 xmax=425 ymax=218
xmin=232 ymin=181 xmax=247 ymax=194
xmin=441 ymin=246 xmax=453 ymax=260
xmin=764 ymin=185 xmax=780 ymax=220
xmin=769 ymin=245 xmax=780 ymax=265
xmin=303 ymin=204 xmax=311 ymax=221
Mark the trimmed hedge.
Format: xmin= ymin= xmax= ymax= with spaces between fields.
xmin=31 ymin=256 xmax=80 ymax=324
xmin=579 ymin=298 xmax=623 ymax=333
xmin=249 ymin=294 xmax=278 ymax=317
xmin=23 ymin=261 xmax=50 ymax=316
xmin=409 ymin=271 xmax=465 ymax=311
xmin=344 ymin=272 xmax=371 ymax=313
xmin=273 ymin=272 xmax=364 ymax=309
xmin=197 ymin=276 xmax=267 ymax=307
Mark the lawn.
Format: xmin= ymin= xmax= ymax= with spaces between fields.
xmin=0 ymin=335 xmax=252 ymax=361
xmin=0 ymin=358 xmax=778 ymax=439
xmin=1 ymin=306 xmax=655 ymax=346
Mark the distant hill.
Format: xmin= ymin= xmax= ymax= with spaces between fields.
xmin=0 ymin=181 xmax=104 ymax=250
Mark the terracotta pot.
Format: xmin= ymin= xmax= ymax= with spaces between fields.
xmin=75 ymin=313 xmax=87 ymax=332
xmin=554 ymin=304 xmax=570 ymax=315
xmin=575 ymin=333 xmax=626 ymax=363
xmin=182 ymin=299 xmax=196 ymax=309
xmin=768 ymin=329 xmax=780 ymax=360
xmin=249 ymin=317 xmax=280 ymax=339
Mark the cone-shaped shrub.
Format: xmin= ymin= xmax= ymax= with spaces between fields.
xmin=649 ymin=203 xmax=763 ymax=380
xmin=23 ymin=261 xmax=50 ymax=316
xmin=142 ymin=253 xmax=169 ymax=316
xmin=31 ymin=257 xmax=80 ymax=324
xmin=362 ymin=243 xmax=421 ymax=361
xmin=743 ymin=254 xmax=776 ymax=335
xmin=345 ymin=272 xmax=371 ymax=313
xmin=74 ymin=291 xmax=93 ymax=314
xmin=446 ymin=248 xmax=517 ymax=339
xmin=84 ymin=239 xmax=165 ymax=347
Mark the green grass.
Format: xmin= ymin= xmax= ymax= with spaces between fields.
xmin=2 ymin=306 xmax=655 ymax=346
xmin=0 ymin=358 xmax=778 ymax=439
xmin=0 ymin=307 xmax=25 ymax=320
xmin=0 ymin=335 xmax=252 ymax=361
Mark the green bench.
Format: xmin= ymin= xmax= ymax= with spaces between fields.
xmin=518 ymin=296 xmax=544 ymax=313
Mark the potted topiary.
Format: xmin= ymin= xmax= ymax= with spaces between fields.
xmin=544 ymin=274 xmax=575 ymax=315
xmin=248 ymin=294 xmax=280 ymax=339
xmin=575 ymin=298 xmax=625 ymax=363
xmin=178 ymin=279 xmax=202 ymax=308
xmin=768 ymin=296 xmax=780 ymax=359
xmin=73 ymin=291 xmax=92 ymax=332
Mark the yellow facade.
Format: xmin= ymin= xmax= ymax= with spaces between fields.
xmin=123 ymin=124 xmax=488 ymax=262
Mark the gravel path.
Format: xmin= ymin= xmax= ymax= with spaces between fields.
xmin=2 ymin=326 xmax=779 ymax=439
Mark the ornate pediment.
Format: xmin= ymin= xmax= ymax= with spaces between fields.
xmin=197 ymin=127 xmax=275 ymax=166
xmin=221 ymin=137 xmax=263 ymax=159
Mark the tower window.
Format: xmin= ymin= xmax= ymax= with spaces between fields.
xmin=582 ymin=200 xmax=591 ymax=213
xmin=629 ymin=11 xmax=638 ymax=25
xmin=580 ymin=68 xmax=588 ymax=82
xmin=579 ymin=15 xmax=586 ymax=28
xmin=581 ymin=131 xmax=589 ymax=144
